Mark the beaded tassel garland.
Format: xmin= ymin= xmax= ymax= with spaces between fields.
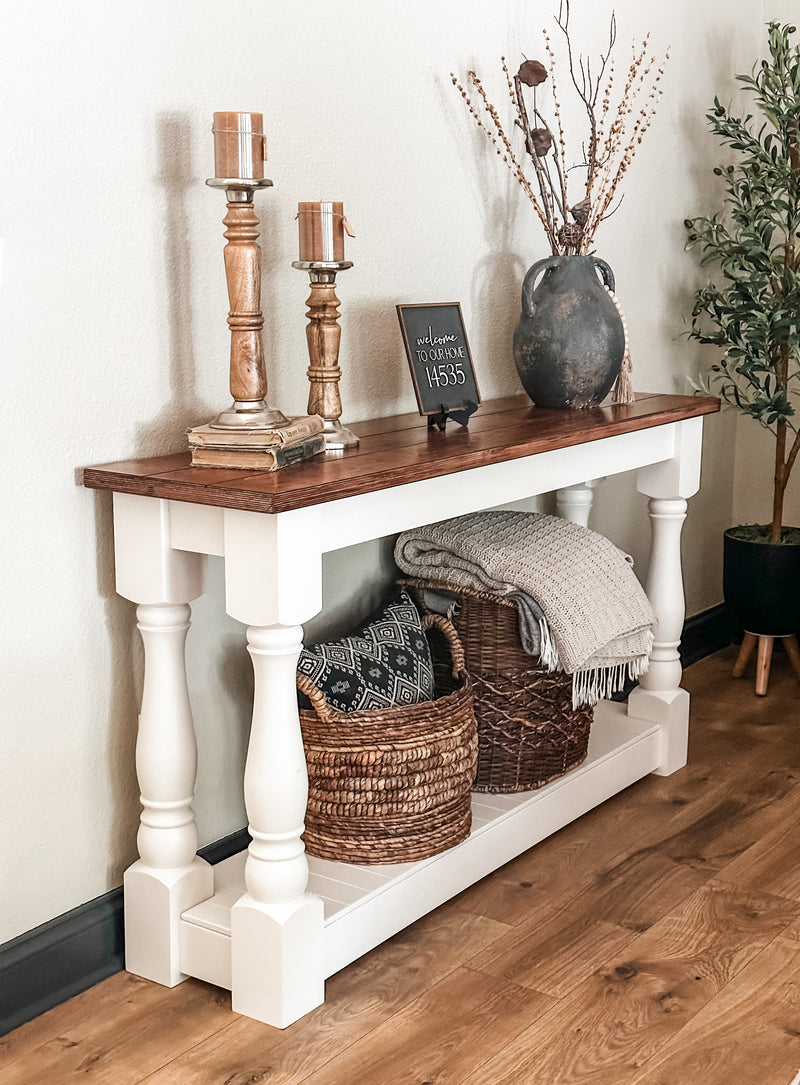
xmin=604 ymin=285 xmax=635 ymax=404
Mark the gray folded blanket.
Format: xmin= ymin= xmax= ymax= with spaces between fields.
xmin=394 ymin=510 xmax=655 ymax=707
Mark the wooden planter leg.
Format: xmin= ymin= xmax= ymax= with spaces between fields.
xmin=755 ymin=634 xmax=774 ymax=696
xmin=732 ymin=631 xmax=757 ymax=679
xmin=782 ymin=634 xmax=800 ymax=685
xmin=732 ymin=632 xmax=799 ymax=694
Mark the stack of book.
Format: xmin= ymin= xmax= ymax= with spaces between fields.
xmin=187 ymin=414 xmax=325 ymax=470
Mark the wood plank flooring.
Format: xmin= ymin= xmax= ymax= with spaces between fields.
xmin=2 ymin=646 xmax=799 ymax=1084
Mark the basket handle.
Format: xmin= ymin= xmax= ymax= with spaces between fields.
xmin=422 ymin=611 xmax=467 ymax=679
xmin=296 ymin=670 xmax=336 ymax=722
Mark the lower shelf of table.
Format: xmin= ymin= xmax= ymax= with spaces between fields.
xmin=179 ymin=700 xmax=661 ymax=992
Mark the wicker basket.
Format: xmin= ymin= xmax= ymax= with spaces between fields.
xmin=297 ymin=613 xmax=477 ymax=863
xmin=404 ymin=580 xmax=593 ymax=793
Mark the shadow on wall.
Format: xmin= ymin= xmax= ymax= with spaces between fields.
xmin=136 ymin=110 xmax=215 ymax=456
xmin=327 ymin=296 xmax=413 ymax=422
xmin=471 ymin=192 xmax=529 ymax=397
xmin=434 ymin=68 xmax=531 ymax=398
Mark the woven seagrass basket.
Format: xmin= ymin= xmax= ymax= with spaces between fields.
xmin=297 ymin=613 xmax=477 ymax=864
xmin=403 ymin=580 xmax=593 ymax=793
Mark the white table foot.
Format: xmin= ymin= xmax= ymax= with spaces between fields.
xmin=231 ymin=894 xmax=324 ymax=1027
xmin=124 ymin=858 xmax=213 ymax=986
xmin=626 ymin=684 xmax=690 ymax=776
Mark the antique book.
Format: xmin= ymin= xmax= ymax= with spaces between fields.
xmin=187 ymin=414 xmax=324 ymax=449
xmin=190 ymin=433 xmax=325 ymax=471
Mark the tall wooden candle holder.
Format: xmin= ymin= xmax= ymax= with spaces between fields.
xmin=204 ymin=178 xmax=289 ymax=430
xmin=203 ymin=112 xmax=288 ymax=431
xmin=292 ymin=261 xmax=358 ymax=450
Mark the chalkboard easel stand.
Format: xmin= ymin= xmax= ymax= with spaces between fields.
xmin=427 ymin=400 xmax=479 ymax=431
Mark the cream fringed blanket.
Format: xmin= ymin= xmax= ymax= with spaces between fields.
xmin=394 ymin=510 xmax=655 ymax=708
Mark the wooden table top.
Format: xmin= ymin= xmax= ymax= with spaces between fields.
xmin=82 ymin=393 xmax=720 ymax=515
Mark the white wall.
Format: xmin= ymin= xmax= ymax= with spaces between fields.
xmin=0 ymin=0 xmax=763 ymax=943
xmin=733 ymin=412 xmax=800 ymax=526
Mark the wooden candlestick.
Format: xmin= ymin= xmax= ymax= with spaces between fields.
xmin=206 ymin=180 xmax=289 ymax=430
xmin=293 ymin=262 xmax=357 ymax=450
xmin=224 ymin=195 xmax=267 ymax=402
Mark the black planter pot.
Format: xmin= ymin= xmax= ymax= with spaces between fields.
xmin=723 ymin=527 xmax=800 ymax=636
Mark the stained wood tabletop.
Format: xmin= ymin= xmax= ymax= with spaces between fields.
xmin=82 ymin=393 xmax=720 ymax=515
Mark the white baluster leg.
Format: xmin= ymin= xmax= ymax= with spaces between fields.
xmin=556 ymin=480 xmax=599 ymax=527
xmin=629 ymin=417 xmax=703 ymax=775
xmin=230 ymin=623 xmax=324 ymax=1027
xmin=638 ymin=497 xmax=687 ymax=697
xmin=627 ymin=496 xmax=689 ymax=774
xmin=124 ymin=603 xmax=213 ymax=984
xmin=112 ymin=493 xmax=213 ymax=988
xmin=223 ymin=506 xmax=325 ymax=1028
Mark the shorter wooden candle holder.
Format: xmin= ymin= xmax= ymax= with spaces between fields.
xmin=292 ymin=260 xmax=358 ymax=450
xmin=205 ymin=177 xmax=289 ymax=432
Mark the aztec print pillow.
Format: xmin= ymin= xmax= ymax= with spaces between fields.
xmin=297 ymin=588 xmax=435 ymax=713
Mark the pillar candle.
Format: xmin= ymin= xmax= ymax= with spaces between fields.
xmin=297 ymin=201 xmax=348 ymax=262
xmin=212 ymin=111 xmax=267 ymax=179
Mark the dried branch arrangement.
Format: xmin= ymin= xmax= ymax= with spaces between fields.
xmin=451 ymin=1 xmax=668 ymax=255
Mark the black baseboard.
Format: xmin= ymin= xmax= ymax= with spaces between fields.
xmin=0 ymin=828 xmax=250 ymax=1037
xmin=0 ymin=888 xmax=124 ymax=1038
xmin=1 ymin=605 xmax=731 ymax=1038
xmin=680 ymin=603 xmax=733 ymax=666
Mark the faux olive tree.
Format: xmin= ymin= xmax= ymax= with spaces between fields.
xmin=686 ymin=21 xmax=800 ymax=543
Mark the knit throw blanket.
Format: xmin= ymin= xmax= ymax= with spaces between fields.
xmin=394 ymin=510 xmax=655 ymax=708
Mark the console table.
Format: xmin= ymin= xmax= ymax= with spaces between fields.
xmin=83 ymin=391 xmax=719 ymax=1028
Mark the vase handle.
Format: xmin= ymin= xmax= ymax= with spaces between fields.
xmin=591 ymin=256 xmax=615 ymax=292
xmin=520 ymin=256 xmax=561 ymax=318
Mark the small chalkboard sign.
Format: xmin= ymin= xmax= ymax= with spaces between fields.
xmin=396 ymin=303 xmax=481 ymax=428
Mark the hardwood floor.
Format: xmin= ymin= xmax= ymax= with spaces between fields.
xmin=2 ymin=646 xmax=799 ymax=1084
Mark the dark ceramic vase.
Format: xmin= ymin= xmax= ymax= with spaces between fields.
xmin=513 ymin=255 xmax=625 ymax=409
xmin=723 ymin=527 xmax=800 ymax=636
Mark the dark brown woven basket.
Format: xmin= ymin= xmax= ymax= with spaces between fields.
xmin=403 ymin=580 xmax=593 ymax=793
xmin=297 ymin=613 xmax=477 ymax=863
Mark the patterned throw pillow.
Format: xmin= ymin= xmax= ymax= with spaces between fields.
xmin=297 ymin=588 xmax=435 ymax=713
